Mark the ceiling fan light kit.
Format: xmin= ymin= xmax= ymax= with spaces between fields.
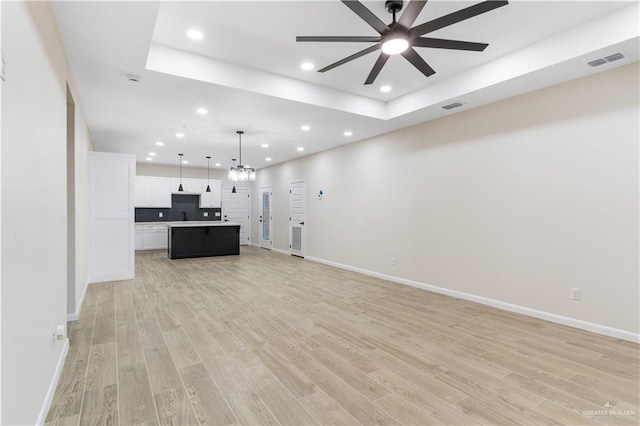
xmin=297 ymin=0 xmax=508 ymax=85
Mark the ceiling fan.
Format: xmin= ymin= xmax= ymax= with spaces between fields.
xmin=296 ymin=0 xmax=508 ymax=85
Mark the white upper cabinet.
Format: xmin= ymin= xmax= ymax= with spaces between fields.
xmin=134 ymin=176 xmax=171 ymax=207
xmin=200 ymin=179 xmax=222 ymax=208
xmin=136 ymin=176 xmax=221 ymax=208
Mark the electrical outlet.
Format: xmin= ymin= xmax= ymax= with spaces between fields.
xmin=570 ymin=288 xmax=581 ymax=301
xmin=204 ymin=212 xmax=209 ymax=217
xmin=158 ymin=212 xmax=163 ymax=218
xmin=52 ymin=324 xmax=65 ymax=342
xmin=215 ymin=212 xmax=221 ymax=217
xmin=391 ymin=257 xmax=396 ymax=266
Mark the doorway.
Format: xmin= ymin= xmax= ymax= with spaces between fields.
xmin=259 ymin=186 xmax=273 ymax=249
xmin=289 ymin=179 xmax=306 ymax=257
xmin=222 ymin=186 xmax=251 ymax=246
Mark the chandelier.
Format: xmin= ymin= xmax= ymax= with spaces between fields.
xmin=228 ymin=130 xmax=256 ymax=182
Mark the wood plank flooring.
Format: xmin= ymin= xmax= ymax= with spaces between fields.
xmin=47 ymin=246 xmax=639 ymax=425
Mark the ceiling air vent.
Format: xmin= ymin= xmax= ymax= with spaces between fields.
xmin=125 ymin=73 xmax=141 ymax=82
xmin=588 ymin=59 xmax=607 ymax=67
xmin=588 ymin=53 xmax=625 ymax=67
xmin=605 ymin=53 xmax=624 ymax=62
xmin=442 ymin=102 xmax=464 ymax=110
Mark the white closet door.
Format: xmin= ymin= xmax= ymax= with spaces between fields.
xmin=89 ymin=152 xmax=135 ymax=282
xmin=289 ymin=179 xmax=306 ymax=257
xmin=222 ymin=186 xmax=251 ymax=245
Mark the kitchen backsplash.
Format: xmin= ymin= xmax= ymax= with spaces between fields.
xmin=135 ymin=194 xmax=221 ymax=222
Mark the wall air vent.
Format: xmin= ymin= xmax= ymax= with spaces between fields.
xmin=588 ymin=53 xmax=625 ymax=67
xmin=442 ymin=102 xmax=464 ymax=110
xmin=604 ymin=53 xmax=624 ymax=62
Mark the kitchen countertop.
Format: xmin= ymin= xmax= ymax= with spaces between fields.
xmin=166 ymin=221 xmax=242 ymax=227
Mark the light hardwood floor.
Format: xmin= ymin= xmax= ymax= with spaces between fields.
xmin=47 ymin=246 xmax=639 ymax=425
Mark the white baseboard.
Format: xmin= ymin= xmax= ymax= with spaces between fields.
xmin=36 ymin=338 xmax=70 ymax=425
xmin=271 ymin=247 xmax=290 ymax=256
xmin=67 ymin=280 xmax=89 ymax=322
xmin=248 ymin=242 xmax=260 ymax=248
xmin=305 ymin=255 xmax=640 ymax=344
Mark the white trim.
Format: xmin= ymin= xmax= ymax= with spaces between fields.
xmin=66 ymin=280 xmax=90 ymax=322
xmin=36 ymin=338 xmax=70 ymax=426
xmin=305 ymin=256 xmax=640 ymax=344
xmin=248 ymin=242 xmax=260 ymax=248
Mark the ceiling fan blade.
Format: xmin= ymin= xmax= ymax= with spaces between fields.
xmin=296 ymin=36 xmax=381 ymax=43
xmin=318 ymin=44 xmax=381 ymax=73
xmin=413 ymin=37 xmax=488 ymax=51
xmin=401 ymin=47 xmax=436 ymax=77
xmin=398 ymin=0 xmax=428 ymax=28
xmin=364 ymin=53 xmax=390 ymax=85
xmin=341 ymin=0 xmax=389 ymax=34
xmin=410 ymin=1 xmax=508 ymax=38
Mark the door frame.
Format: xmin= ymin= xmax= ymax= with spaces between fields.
xmin=259 ymin=185 xmax=273 ymax=249
xmin=288 ymin=179 xmax=306 ymax=257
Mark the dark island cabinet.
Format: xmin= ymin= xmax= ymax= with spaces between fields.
xmin=168 ymin=224 xmax=240 ymax=259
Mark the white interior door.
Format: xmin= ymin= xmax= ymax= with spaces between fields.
xmin=222 ymin=186 xmax=251 ymax=246
xmin=259 ymin=186 xmax=273 ymax=249
xmin=289 ymin=180 xmax=306 ymax=257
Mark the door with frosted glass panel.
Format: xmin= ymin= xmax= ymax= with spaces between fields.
xmin=259 ymin=186 xmax=273 ymax=249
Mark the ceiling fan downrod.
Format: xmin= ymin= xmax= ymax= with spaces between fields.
xmin=386 ymin=0 xmax=403 ymax=23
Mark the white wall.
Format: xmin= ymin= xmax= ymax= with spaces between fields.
xmin=252 ymin=63 xmax=639 ymax=338
xmin=1 ymin=2 xmax=93 ymax=423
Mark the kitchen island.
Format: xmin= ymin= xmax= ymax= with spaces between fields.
xmin=168 ymin=222 xmax=241 ymax=259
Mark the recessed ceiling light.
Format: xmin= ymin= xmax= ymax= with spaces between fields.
xmin=182 ymin=160 xmax=189 ymax=164
xmin=301 ymin=125 xmax=311 ymax=131
xmin=175 ymin=133 xmax=185 ymax=138
xmin=187 ymin=29 xmax=204 ymax=40
xmin=214 ymin=163 xmax=221 ymax=167
xmin=300 ymin=62 xmax=314 ymax=71
xmin=145 ymin=157 xmax=152 ymax=161
xmin=196 ymin=108 xmax=208 ymax=115
xmin=344 ymin=131 xmax=353 ymax=136
xmin=155 ymin=141 xmax=164 ymax=146
xmin=297 ymin=147 xmax=304 ymax=152
xmin=380 ymin=85 xmax=392 ymax=92
xmin=148 ymin=152 xmax=156 ymax=156
xmin=265 ymin=157 xmax=272 ymax=161
xmin=261 ymin=143 xmax=269 ymax=148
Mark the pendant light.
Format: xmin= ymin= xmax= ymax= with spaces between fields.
xmin=228 ymin=131 xmax=256 ymax=183
xmin=230 ymin=158 xmax=238 ymax=194
xmin=177 ymin=153 xmax=184 ymax=192
xmin=205 ymin=156 xmax=212 ymax=192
